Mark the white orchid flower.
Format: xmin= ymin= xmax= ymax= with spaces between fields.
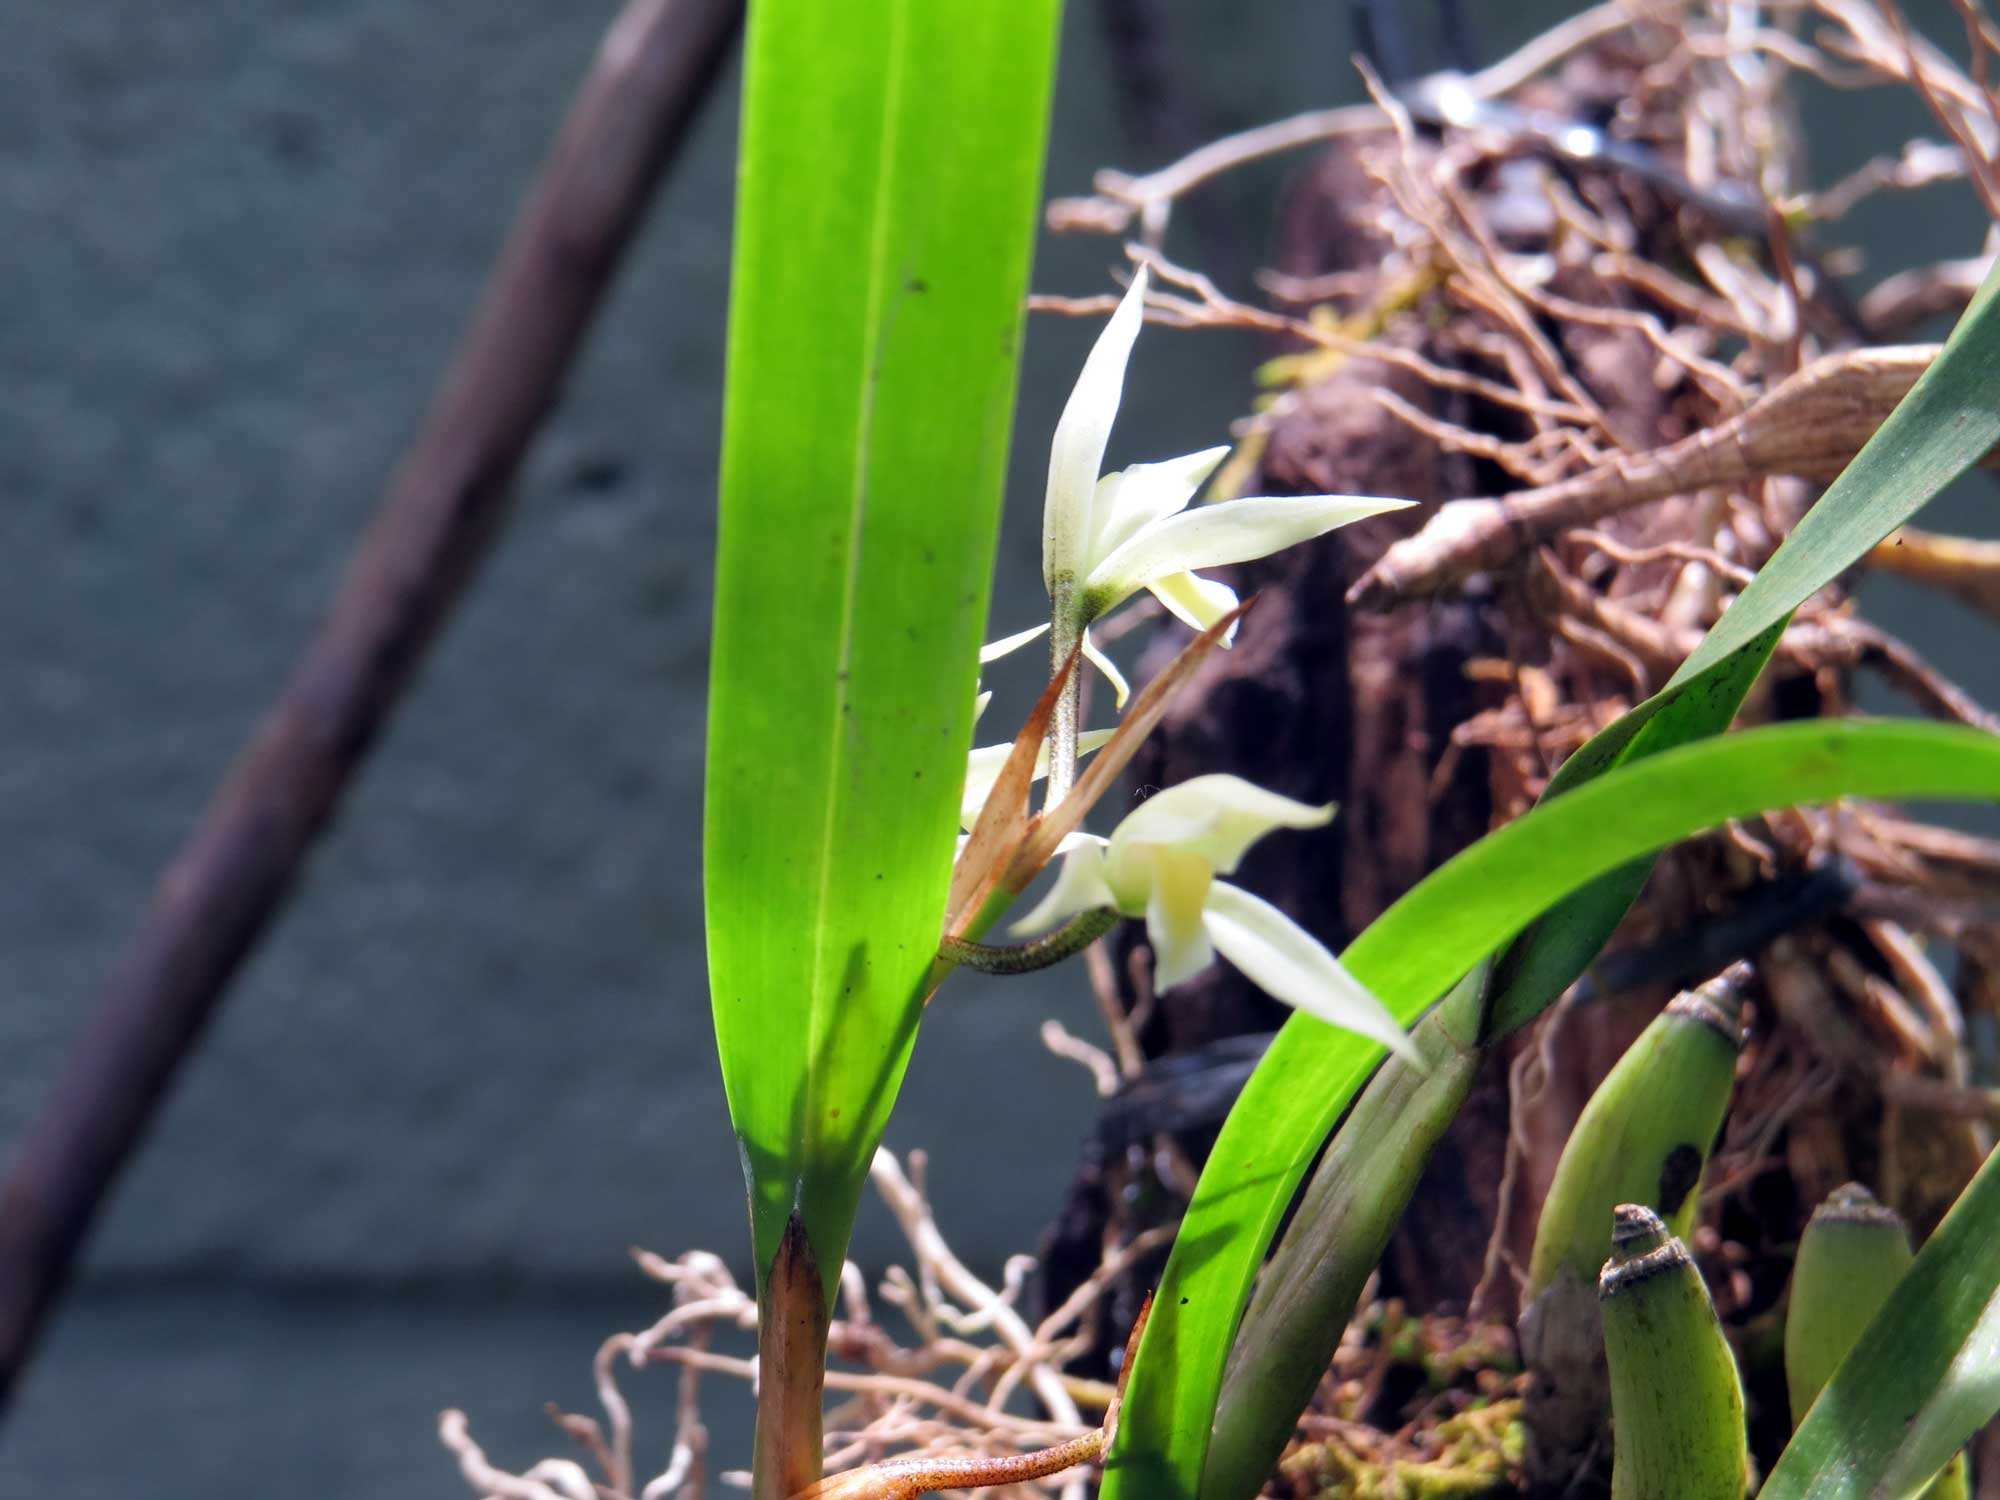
xmin=981 ymin=621 xmax=1051 ymax=666
xmin=1041 ymin=267 xmax=1416 ymax=700
xmin=1012 ymin=773 xmax=1413 ymax=1058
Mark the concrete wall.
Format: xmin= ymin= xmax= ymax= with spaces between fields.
xmin=0 ymin=2 xmax=1989 ymax=1495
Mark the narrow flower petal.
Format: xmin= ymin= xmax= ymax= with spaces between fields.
xmin=1144 ymin=846 xmax=1217 ymax=988
xmin=1203 ymin=881 xmax=1417 ymax=1060
xmin=1084 ymin=494 xmax=1413 ymax=613
xmin=980 ymin=621 xmax=1051 ymax=664
xmin=1043 ymin=267 xmax=1150 ymax=592
xmin=960 ymin=744 xmax=1011 ymax=827
xmin=1085 ymin=446 xmax=1230 ymax=567
xmin=976 ymin=622 xmax=1051 ymax=731
xmin=1081 ymin=629 xmax=1131 ymax=708
xmin=962 ymin=728 xmax=1115 ymax=829
xmin=1113 ymin=772 xmax=1333 ymax=874
xmin=1012 ymin=838 xmax=1115 ymax=935
xmin=1146 ymin=569 xmax=1240 ymax=642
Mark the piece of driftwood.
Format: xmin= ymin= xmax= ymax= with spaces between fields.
xmin=1038 ymin=13 xmax=2000 ymax=1490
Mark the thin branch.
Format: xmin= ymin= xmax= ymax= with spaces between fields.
xmin=1043 ymin=4 xmax=1633 ymax=243
xmin=1805 ymin=137 xmax=1967 ymax=221
xmin=0 ymin=0 xmax=742 ymax=1416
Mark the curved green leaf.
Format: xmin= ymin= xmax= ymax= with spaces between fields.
xmin=1104 ymin=718 xmax=2000 ymax=1500
xmin=705 ymin=0 xmax=1061 ymax=1289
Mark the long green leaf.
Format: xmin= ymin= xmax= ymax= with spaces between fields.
xmin=1102 ymin=719 xmax=2000 ymax=1500
xmin=1765 ymin=1142 xmax=2000 ymax=1500
xmin=705 ymin=0 xmax=1061 ymax=1289
xmin=1105 ymin=259 xmax=2000 ymax=1500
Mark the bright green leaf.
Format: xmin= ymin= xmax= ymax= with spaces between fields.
xmin=705 ymin=0 xmax=1061 ymax=1290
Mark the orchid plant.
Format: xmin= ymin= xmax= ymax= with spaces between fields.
xmin=713 ymin=37 xmax=1423 ymax=1471
xmin=959 ymin=267 xmax=1412 ymax=1053
xmin=709 ymin=16 xmax=2000 ymax=1500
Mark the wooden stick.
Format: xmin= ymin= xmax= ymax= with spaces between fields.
xmin=0 ymin=0 xmax=741 ymax=1414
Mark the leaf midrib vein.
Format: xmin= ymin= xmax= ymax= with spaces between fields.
xmin=802 ymin=0 xmax=912 ymax=1184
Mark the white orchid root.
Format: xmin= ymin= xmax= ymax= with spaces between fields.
xmin=442 ymin=1148 xmax=1171 ymax=1500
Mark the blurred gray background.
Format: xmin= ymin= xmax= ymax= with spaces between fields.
xmin=1 ymin=1 xmax=1991 ymax=1495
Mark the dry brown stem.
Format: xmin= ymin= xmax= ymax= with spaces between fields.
xmin=1029 ymin=257 xmax=1594 ymax=428
xmin=1860 ymin=254 xmax=1995 ymax=336
xmin=1350 ymin=346 xmax=1951 ymax=610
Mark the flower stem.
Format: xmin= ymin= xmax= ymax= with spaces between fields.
xmin=1046 ymin=582 xmax=1082 ymax=806
xmin=940 ymin=908 xmax=1118 ymax=975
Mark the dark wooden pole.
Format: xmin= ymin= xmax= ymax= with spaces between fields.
xmin=0 ymin=0 xmax=742 ymax=1415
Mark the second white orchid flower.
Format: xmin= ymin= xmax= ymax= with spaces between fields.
xmin=1012 ymin=773 xmax=1412 ymax=1058
xmin=1041 ymin=266 xmax=1415 ymax=702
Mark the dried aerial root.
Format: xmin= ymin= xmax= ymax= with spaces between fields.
xmin=1043 ymin=5 xmax=1635 ymax=246
xmin=443 ymin=1246 xmax=746 ymax=1500
xmin=791 ymin=1296 xmax=1149 ymax=1500
xmin=1040 ymin=0 xmax=2000 ymax=699
xmin=1519 ymin=546 xmax=2000 ymax=733
xmin=442 ymin=1149 xmax=1172 ymax=1500
xmin=1348 ymin=347 xmax=1963 ymax=611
